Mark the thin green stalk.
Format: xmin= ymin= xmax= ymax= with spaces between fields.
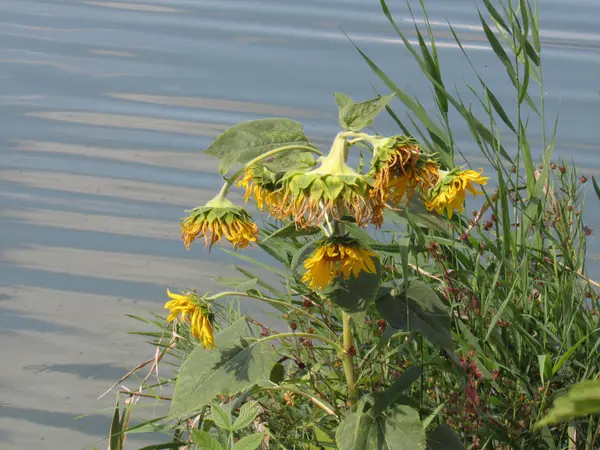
xmin=206 ymin=291 xmax=331 ymax=332
xmin=219 ymin=144 xmax=324 ymax=195
xmin=341 ymin=311 xmax=358 ymax=404
xmin=255 ymin=332 xmax=343 ymax=353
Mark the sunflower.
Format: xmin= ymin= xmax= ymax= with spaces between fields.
xmin=425 ymin=168 xmax=489 ymax=218
xmin=302 ymin=237 xmax=379 ymax=290
xmin=275 ymin=135 xmax=381 ymax=227
xmin=369 ymin=135 xmax=440 ymax=207
xmin=236 ymin=166 xmax=287 ymax=219
xmin=181 ymin=196 xmax=258 ymax=251
xmin=165 ymin=289 xmax=215 ymax=349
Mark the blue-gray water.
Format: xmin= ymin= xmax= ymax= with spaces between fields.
xmin=0 ymin=0 xmax=599 ymax=448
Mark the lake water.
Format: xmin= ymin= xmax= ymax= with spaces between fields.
xmin=1 ymin=0 xmax=599 ymax=448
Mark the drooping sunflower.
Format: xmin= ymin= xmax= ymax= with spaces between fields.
xmin=165 ymin=289 xmax=215 ymax=349
xmin=181 ymin=195 xmax=258 ymax=251
xmin=425 ymin=167 xmax=489 ymax=218
xmin=236 ymin=165 xmax=288 ymax=219
xmin=369 ymin=135 xmax=440 ymax=207
xmin=302 ymin=236 xmax=379 ymax=290
xmin=275 ymin=135 xmax=381 ymax=227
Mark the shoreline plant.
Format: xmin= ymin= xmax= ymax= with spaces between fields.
xmin=95 ymin=0 xmax=600 ymax=449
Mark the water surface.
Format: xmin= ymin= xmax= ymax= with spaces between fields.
xmin=1 ymin=1 xmax=599 ymax=448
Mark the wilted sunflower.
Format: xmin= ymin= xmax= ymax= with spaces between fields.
xmin=275 ymin=136 xmax=381 ymax=227
xmin=426 ymin=168 xmax=489 ymax=218
xmin=236 ymin=165 xmax=287 ymax=219
xmin=302 ymin=236 xmax=379 ymax=290
xmin=369 ymin=135 xmax=440 ymax=207
xmin=165 ymin=289 xmax=215 ymax=349
xmin=181 ymin=195 xmax=258 ymax=251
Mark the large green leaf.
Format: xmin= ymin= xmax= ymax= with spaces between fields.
xmin=383 ymin=196 xmax=451 ymax=236
xmin=335 ymin=404 xmax=426 ymax=450
xmin=372 ymin=366 xmax=422 ymax=416
xmin=535 ymin=380 xmax=600 ymax=428
xmin=426 ymin=425 xmax=465 ymax=450
xmin=204 ymin=118 xmax=313 ymax=175
xmin=191 ymin=431 xmax=225 ymax=450
xmin=376 ymin=281 xmax=453 ymax=350
xmin=232 ymin=401 xmax=260 ymax=431
xmin=231 ymin=433 xmax=266 ymax=450
xmin=334 ymin=92 xmax=355 ymax=108
xmin=323 ymin=257 xmax=382 ymax=313
xmin=210 ymin=402 xmax=232 ymax=431
xmin=169 ymin=318 xmax=278 ymax=418
xmin=338 ymin=94 xmax=395 ymax=131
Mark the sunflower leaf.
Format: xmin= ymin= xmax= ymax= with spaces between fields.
xmin=376 ymin=280 xmax=453 ymax=350
xmin=335 ymin=404 xmax=425 ymax=450
xmin=204 ymin=118 xmax=315 ymax=175
xmin=339 ymin=94 xmax=395 ymax=131
xmin=323 ymin=257 xmax=382 ymax=313
xmin=169 ymin=318 xmax=278 ymax=419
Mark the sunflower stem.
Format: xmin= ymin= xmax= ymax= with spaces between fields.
xmin=245 ymin=144 xmax=323 ymax=168
xmin=341 ymin=311 xmax=358 ymax=404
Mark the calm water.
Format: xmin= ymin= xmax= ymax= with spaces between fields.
xmin=1 ymin=0 xmax=599 ymax=448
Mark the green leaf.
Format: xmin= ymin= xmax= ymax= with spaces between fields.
xmin=376 ymin=281 xmax=453 ymax=350
xmin=338 ymin=94 xmax=395 ymax=131
xmin=269 ymin=363 xmax=286 ymax=384
xmin=386 ymin=198 xmax=451 ymax=235
xmin=426 ymin=424 xmax=466 ymax=450
xmin=535 ymin=380 xmax=600 ymax=428
xmin=552 ymin=335 xmax=589 ymax=376
xmin=592 ymin=176 xmax=600 ymax=202
xmin=372 ymin=366 xmax=423 ymax=416
xmin=204 ymin=118 xmax=312 ymax=175
xmin=315 ymin=426 xmax=336 ymax=446
xmin=210 ymin=402 xmax=232 ymax=431
xmin=169 ymin=318 xmax=278 ymax=418
xmin=232 ymin=401 xmax=260 ymax=431
xmin=109 ymin=400 xmax=123 ymax=450
xmin=261 ymin=221 xmax=320 ymax=243
xmin=214 ymin=277 xmax=259 ymax=292
xmin=323 ymin=257 xmax=382 ymax=313
xmin=538 ymin=354 xmax=552 ymax=385
xmin=191 ymin=430 xmax=226 ymax=450
xmin=291 ymin=239 xmax=319 ymax=272
xmin=231 ymin=433 xmax=266 ymax=450
xmin=138 ymin=444 xmax=189 ymax=450
xmin=336 ymin=404 xmax=426 ymax=450
xmin=334 ymin=92 xmax=354 ymax=108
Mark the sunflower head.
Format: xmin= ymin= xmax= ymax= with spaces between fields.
xmin=165 ymin=289 xmax=215 ymax=349
xmin=301 ymin=236 xmax=379 ymax=290
xmin=276 ymin=135 xmax=381 ymax=227
xmin=181 ymin=195 xmax=258 ymax=251
xmin=425 ymin=168 xmax=489 ymax=218
xmin=369 ymin=135 xmax=440 ymax=206
xmin=236 ymin=165 xmax=288 ymax=219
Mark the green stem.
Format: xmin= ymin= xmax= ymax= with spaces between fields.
xmin=255 ymin=332 xmax=343 ymax=353
xmin=221 ymin=144 xmax=323 ymax=195
xmin=245 ymin=144 xmax=323 ymax=168
xmin=260 ymin=386 xmax=336 ymax=416
xmin=340 ymin=131 xmax=374 ymax=141
xmin=205 ymin=291 xmax=331 ymax=332
xmin=341 ymin=311 xmax=358 ymax=404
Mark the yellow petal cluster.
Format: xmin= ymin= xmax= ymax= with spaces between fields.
xmin=237 ymin=168 xmax=287 ymax=219
xmin=165 ymin=289 xmax=215 ymax=349
xmin=425 ymin=168 xmax=489 ymax=218
xmin=302 ymin=240 xmax=378 ymax=290
xmin=181 ymin=198 xmax=259 ymax=251
xmin=369 ymin=136 xmax=440 ymax=207
xmin=275 ymin=136 xmax=382 ymax=227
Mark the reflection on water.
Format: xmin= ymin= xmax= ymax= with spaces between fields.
xmin=1 ymin=0 xmax=599 ymax=448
